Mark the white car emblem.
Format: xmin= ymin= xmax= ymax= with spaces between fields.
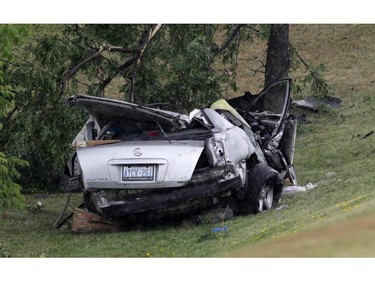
xmin=133 ymin=148 xmax=143 ymax=156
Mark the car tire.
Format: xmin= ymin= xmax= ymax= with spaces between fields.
xmin=237 ymin=163 xmax=283 ymax=215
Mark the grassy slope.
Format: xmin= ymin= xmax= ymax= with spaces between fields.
xmin=1 ymin=25 xmax=375 ymax=257
xmin=228 ymin=24 xmax=375 ymax=256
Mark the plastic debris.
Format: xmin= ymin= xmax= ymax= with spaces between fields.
xmin=282 ymin=183 xmax=318 ymax=195
xmin=282 ymin=185 xmax=307 ymax=195
xmin=305 ymin=183 xmax=318 ymax=190
xmin=326 ymin=172 xmax=337 ymax=177
xmin=276 ymin=204 xmax=288 ymax=211
xmin=211 ymin=226 xmax=228 ymax=232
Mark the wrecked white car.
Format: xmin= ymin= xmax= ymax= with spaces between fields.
xmin=64 ymin=78 xmax=297 ymax=223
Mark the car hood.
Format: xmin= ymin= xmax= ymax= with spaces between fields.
xmin=66 ymin=95 xmax=190 ymax=129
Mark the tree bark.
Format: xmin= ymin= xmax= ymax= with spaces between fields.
xmin=265 ymin=24 xmax=290 ymax=87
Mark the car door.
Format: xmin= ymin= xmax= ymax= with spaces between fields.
xmin=246 ymin=78 xmax=297 ymax=185
xmin=246 ymin=78 xmax=292 ymax=148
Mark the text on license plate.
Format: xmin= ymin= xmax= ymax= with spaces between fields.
xmin=122 ymin=165 xmax=154 ymax=181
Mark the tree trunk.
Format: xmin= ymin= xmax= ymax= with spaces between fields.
xmin=265 ymin=24 xmax=290 ymax=87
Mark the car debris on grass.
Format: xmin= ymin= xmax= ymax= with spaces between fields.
xmin=59 ymin=78 xmax=298 ymax=231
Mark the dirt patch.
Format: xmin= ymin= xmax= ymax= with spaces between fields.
xmin=226 ymin=213 xmax=375 ymax=257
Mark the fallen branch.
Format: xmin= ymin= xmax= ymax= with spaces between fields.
xmin=362 ymin=131 xmax=374 ymax=139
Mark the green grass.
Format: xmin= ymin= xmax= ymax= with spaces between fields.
xmin=0 ymin=193 xmax=301 ymax=257
xmin=1 ymin=24 xmax=375 ymax=257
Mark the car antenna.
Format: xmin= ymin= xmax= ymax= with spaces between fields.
xmin=156 ymin=121 xmax=172 ymax=144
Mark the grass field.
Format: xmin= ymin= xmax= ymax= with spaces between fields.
xmin=1 ymin=24 xmax=375 ymax=259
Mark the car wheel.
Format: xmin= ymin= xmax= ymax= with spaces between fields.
xmin=237 ymin=163 xmax=283 ymax=214
xmin=257 ymin=181 xmax=274 ymax=212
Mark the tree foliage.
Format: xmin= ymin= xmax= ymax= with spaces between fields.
xmin=0 ymin=24 xmax=331 ymax=192
xmin=289 ymin=44 xmax=331 ymax=99
xmin=1 ymin=24 xmax=266 ymax=191
xmin=0 ymin=25 xmax=29 ymax=207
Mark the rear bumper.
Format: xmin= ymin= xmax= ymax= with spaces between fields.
xmin=94 ymin=175 xmax=243 ymax=218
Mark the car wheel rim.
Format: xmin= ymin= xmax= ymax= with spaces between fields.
xmin=258 ymin=184 xmax=274 ymax=212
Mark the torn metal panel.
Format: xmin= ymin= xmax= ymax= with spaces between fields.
xmin=292 ymin=95 xmax=342 ymax=111
xmin=92 ymin=173 xmax=242 ymax=218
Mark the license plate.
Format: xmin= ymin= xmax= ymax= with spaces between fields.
xmin=122 ymin=165 xmax=154 ymax=181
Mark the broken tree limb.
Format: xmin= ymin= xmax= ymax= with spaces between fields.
xmin=61 ymin=43 xmax=138 ymax=95
xmin=362 ymin=131 xmax=374 ymax=139
xmin=290 ymin=43 xmax=330 ymax=97
xmin=61 ymin=47 xmax=105 ymax=94
xmin=212 ymin=24 xmax=245 ymax=57
xmin=102 ymin=44 xmax=137 ymax=53
xmin=95 ymin=57 xmax=135 ymax=96
xmin=130 ymin=24 xmax=163 ymax=102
